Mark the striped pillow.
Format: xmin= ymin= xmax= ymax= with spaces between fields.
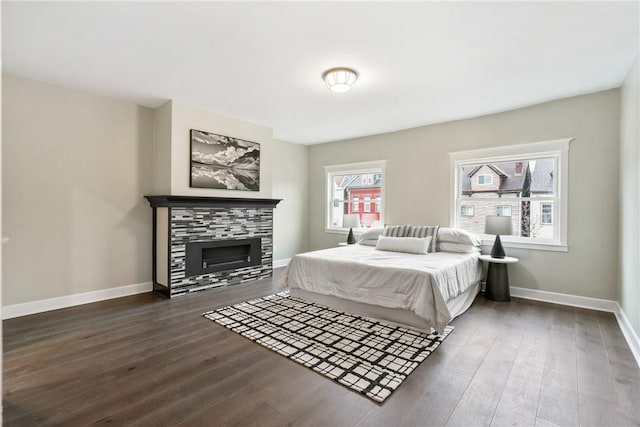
xmin=382 ymin=224 xmax=411 ymax=238
xmin=407 ymin=225 xmax=440 ymax=252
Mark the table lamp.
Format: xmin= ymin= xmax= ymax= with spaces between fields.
xmin=484 ymin=215 xmax=512 ymax=258
xmin=343 ymin=214 xmax=360 ymax=244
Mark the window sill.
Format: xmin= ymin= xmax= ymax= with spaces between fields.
xmin=480 ymin=239 xmax=568 ymax=253
xmin=325 ymin=228 xmax=366 ymax=236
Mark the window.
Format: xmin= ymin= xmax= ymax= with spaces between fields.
xmin=541 ymin=203 xmax=553 ymax=225
xmin=515 ymin=162 xmax=523 ymax=176
xmin=461 ymin=205 xmax=474 ymax=216
xmin=325 ymin=161 xmax=385 ymax=232
xmin=449 ymin=138 xmax=571 ymax=251
xmin=496 ymin=206 xmax=512 ymax=216
xmin=364 ymin=195 xmax=371 ymax=212
xmin=477 ymin=174 xmax=492 ymax=185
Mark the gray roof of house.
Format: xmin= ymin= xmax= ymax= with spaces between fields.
xmin=462 ymin=159 xmax=553 ymax=195
xmin=339 ymin=173 xmax=383 ymax=189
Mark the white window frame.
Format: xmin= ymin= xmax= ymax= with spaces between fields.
xmin=364 ymin=195 xmax=371 ymax=213
xmin=449 ymin=138 xmax=571 ymax=252
xmin=496 ymin=205 xmax=512 ymax=217
xmin=461 ymin=205 xmax=474 ymax=216
xmin=477 ymin=174 xmax=493 ymax=185
xmin=352 ymin=195 xmax=359 ymax=212
xmin=325 ymin=160 xmax=386 ymax=234
xmin=541 ymin=203 xmax=553 ymax=225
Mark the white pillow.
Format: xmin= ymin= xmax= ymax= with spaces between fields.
xmin=358 ymin=227 xmax=384 ymax=242
xmin=438 ymin=241 xmax=482 ymax=253
xmin=375 ymin=236 xmax=432 ymax=254
xmin=438 ymin=227 xmax=481 ymax=246
xmin=358 ymin=239 xmax=378 ymax=247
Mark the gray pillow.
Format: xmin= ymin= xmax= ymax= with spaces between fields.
xmin=382 ymin=224 xmax=411 ymax=237
xmin=407 ymin=225 xmax=440 ymax=253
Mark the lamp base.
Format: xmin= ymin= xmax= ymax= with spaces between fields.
xmin=490 ymin=235 xmax=506 ymax=258
xmin=346 ymin=228 xmax=356 ymax=244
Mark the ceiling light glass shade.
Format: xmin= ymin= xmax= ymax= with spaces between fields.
xmin=322 ymin=67 xmax=359 ymax=93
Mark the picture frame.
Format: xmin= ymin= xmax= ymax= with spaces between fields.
xmin=190 ymin=129 xmax=260 ymax=191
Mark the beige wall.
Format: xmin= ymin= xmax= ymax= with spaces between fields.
xmin=2 ymin=76 xmax=309 ymax=306
xmin=619 ymin=54 xmax=640 ymax=336
xmin=156 ymin=99 xmax=308 ymax=261
xmin=272 ymin=139 xmax=308 ymax=261
xmin=152 ymin=101 xmax=172 ymax=194
xmin=309 ymin=90 xmax=620 ymax=300
xmin=2 ymin=74 xmax=154 ymax=305
xmin=169 ymin=100 xmax=273 ymax=198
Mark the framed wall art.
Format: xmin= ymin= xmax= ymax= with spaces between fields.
xmin=190 ymin=129 xmax=260 ymax=191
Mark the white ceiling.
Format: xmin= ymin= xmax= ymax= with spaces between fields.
xmin=2 ymin=2 xmax=638 ymax=145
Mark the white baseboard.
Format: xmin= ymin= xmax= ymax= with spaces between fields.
xmin=510 ymin=286 xmax=639 ymax=368
xmin=2 ymin=281 xmax=153 ymax=320
xmin=615 ymin=304 xmax=640 ymax=368
xmin=273 ymin=258 xmax=291 ymax=269
xmin=1 ymin=261 xmax=292 ymax=319
xmin=510 ymin=286 xmax=618 ymax=312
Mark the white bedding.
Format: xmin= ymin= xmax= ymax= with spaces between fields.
xmin=278 ymin=245 xmax=483 ymax=332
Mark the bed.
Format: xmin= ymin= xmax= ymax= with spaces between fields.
xmin=278 ymin=244 xmax=483 ymax=332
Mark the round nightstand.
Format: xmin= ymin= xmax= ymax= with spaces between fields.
xmin=479 ymin=255 xmax=519 ymax=302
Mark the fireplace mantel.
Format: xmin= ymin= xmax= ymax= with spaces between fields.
xmin=145 ymin=195 xmax=282 ymax=209
xmin=145 ymin=195 xmax=281 ymax=298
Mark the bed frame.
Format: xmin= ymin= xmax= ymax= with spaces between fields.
xmin=290 ymin=281 xmax=480 ymax=333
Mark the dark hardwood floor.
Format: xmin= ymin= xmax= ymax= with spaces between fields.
xmin=3 ymin=270 xmax=640 ymax=426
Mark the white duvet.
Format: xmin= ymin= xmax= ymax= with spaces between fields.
xmin=278 ymin=245 xmax=483 ymax=331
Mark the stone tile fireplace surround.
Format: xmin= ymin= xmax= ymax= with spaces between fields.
xmin=145 ymin=195 xmax=281 ymax=298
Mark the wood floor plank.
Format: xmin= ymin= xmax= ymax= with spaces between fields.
xmin=535 ymin=417 xmax=562 ymax=427
xmin=49 ymin=332 xmax=269 ymax=425
xmin=490 ymin=327 xmax=548 ymax=426
xmin=536 ymin=381 xmax=580 ymax=427
xmin=537 ymin=320 xmax=580 ymax=427
xmin=4 ymin=271 xmax=640 ymax=427
xmin=578 ymin=393 xmax=626 ymax=427
xmin=445 ymin=338 xmax=519 ymax=427
xmin=355 ymin=407 xmax=399 ymax=427
xmin=575 ymin=333 xmax=619 ymax=404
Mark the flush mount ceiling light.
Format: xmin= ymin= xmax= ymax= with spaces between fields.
xmin=322 ymin=67 xmax=359 ymax=93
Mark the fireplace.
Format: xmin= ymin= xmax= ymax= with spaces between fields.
xmin=185 ymin=238 xmax=261 ymax=277
xmin=145 ymin=195 xmax=281 ymax=298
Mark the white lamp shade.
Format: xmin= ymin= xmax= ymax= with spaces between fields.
xmin=343 ymin=214 xmax=360 ymax=228
xmin=322 ymin=67 xmax=358 ymax=93
xmin=485 ymin=215 xmax=513 ymax=236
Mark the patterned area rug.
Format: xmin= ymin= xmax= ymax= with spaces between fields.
xmin=203 ymin=291 xmax=453 ymax=403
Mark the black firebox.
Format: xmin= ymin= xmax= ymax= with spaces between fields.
xmin=185 ymin=238 xmax=261 ymax=277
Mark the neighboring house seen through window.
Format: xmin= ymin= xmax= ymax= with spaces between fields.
xmin=461 ymin=205 xmax=474 ymax=216
xmin=541 ymin=203 xmax=553 ymax=225
xmin=477 ymin=174 xmax=492 ymax=185
xmin=496 ymin=206 xmax=512 ymax=217
xmin=449 ymin=138 xmax=571 ymax=251
xmin=325 ymin=161 xmax=385 ymax=232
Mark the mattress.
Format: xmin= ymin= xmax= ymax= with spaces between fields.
xmin=279 ymin=245 xmax=483 ymax=332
